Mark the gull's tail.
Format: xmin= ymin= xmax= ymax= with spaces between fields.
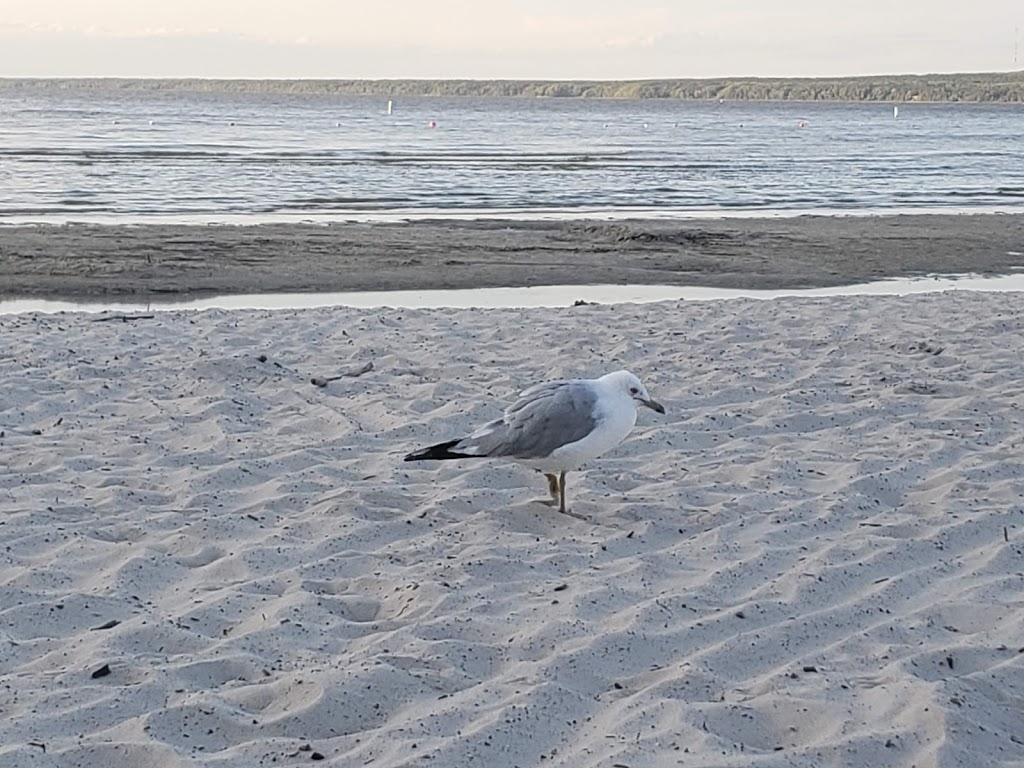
xmin=404 ymin=439 xmax=475 ymax=462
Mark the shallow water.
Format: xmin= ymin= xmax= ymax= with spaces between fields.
xmin=3 ymin=273 xmax=1023 ymax=315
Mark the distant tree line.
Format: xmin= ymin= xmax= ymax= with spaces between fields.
xmin=3 ymin=72 xmax=1024 ymax=102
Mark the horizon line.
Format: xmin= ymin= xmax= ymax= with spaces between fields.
xmin=3 ymin=69 xmax=1024 ymax=83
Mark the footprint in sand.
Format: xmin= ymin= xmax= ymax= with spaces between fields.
xmin=174 ymin=545 xmax=225 ymax=568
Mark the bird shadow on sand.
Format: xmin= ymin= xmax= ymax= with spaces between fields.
xmin=486 ymin=499 xmax=623 ymax=535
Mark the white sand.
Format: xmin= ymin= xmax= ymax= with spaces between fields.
xmin=1 ymin=292 xmax=1023 ymax=768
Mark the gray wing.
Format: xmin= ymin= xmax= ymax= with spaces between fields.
xmin=455 ymin=380 xmax=600 ymax=459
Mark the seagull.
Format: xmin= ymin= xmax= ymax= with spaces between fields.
xmin=404 ymin=370 xmax=665 ymax=514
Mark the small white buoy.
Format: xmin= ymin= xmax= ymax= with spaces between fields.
xmin=387 ymin=100 xmax=393 ymax=115
xmin=894 ymin=105 xmax=900 ymax=118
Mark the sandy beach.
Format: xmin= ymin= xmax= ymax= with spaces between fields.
xmin=2 ymin=213 xmax=1024 ymax=300
xmin=1 ymin=288 xmax=1023 ymax=767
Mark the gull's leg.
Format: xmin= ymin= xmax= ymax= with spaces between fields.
xmin=555 ymin=471 xmax=586 ymax=520
xmin=545 ymin=473 xmax=560 ymax=504
xmin=542 ymin=471 xmax=585 ymax=520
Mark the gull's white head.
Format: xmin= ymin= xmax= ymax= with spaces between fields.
xmin=601 ymin=370 xmax=665 ymax=414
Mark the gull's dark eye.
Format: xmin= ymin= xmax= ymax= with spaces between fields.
xmin=629 ymin=386 xmax=639 ymax=395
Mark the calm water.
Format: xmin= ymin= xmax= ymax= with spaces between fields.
xmin=0 ymin=87 xmax=1023 ymax=223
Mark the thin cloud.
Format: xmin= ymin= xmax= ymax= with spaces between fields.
xmin=601 ymin=33 xmax=664 ymax=50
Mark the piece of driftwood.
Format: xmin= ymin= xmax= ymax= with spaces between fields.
xmin=311 ymin=361 xmax=374 ymax=387
xmin=92 ymin=314 xmax=156 ymax=323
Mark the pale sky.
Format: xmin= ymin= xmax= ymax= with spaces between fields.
xmin=1 ymin=1 xmax=1021 ymax=79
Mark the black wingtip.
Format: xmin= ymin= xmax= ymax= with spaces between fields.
xmin=404 ymin=439 xmax=472 ymax=462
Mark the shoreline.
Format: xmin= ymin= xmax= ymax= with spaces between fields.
xmin=2 ymin=213 xmax=1024 ymax=301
